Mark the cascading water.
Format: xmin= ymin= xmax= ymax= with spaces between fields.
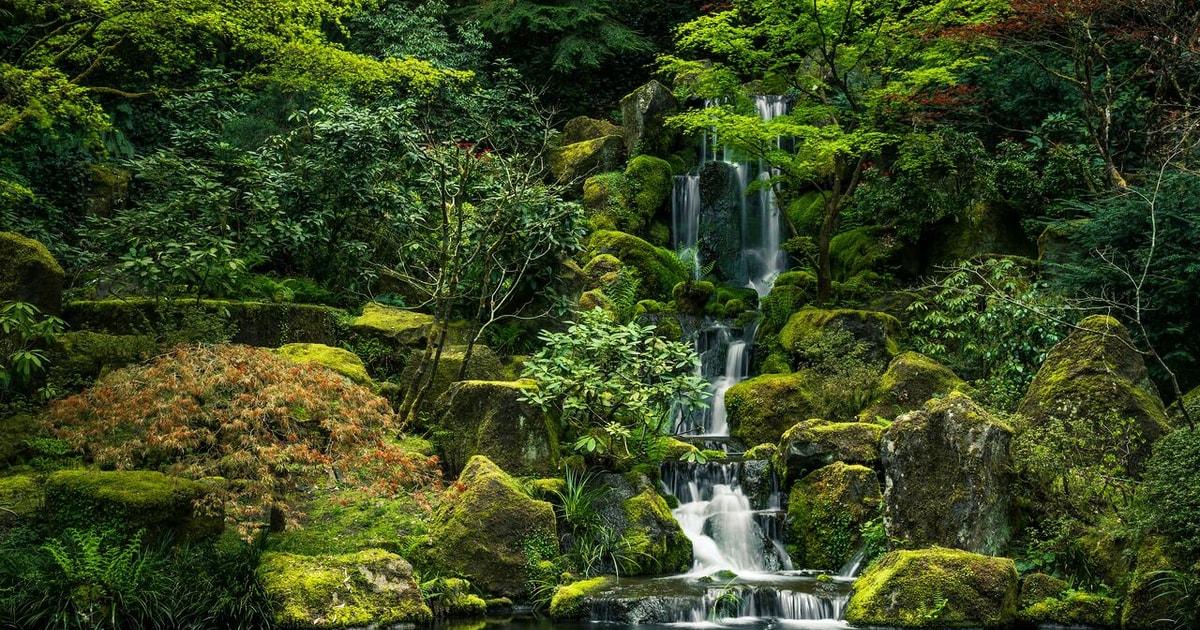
xmin=586 ymin=95 xmax=853 ymax=628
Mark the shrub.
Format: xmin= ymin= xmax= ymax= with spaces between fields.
xmin=1142 ymin=426 xmax=1200 ymax=562
xmin=42 ymin=345 xmax=442 ymax=537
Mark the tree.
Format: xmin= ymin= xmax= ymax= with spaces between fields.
xmin=520 ymin=308 xmax=708 ymax=464
xmin=661 ymin=0 xmax=1003 ymax=302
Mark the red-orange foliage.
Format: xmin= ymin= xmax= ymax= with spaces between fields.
xmin=43 ymin=344 xmax=443 ymax=537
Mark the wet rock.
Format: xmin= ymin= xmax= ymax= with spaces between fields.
xmin=619 ymin=80 xmax=678 ymax=156
xmin=882 ymin=392 xmax=1012 ymax=556
xmin=786 ymin=462 xmax=881 ymax=571
xmin=779 ymin=418 xmax=883 ymax=479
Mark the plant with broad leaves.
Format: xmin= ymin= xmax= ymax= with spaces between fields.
xmin=520 ymin=308 xmax=708 ymax=464
xmin=0 ymin=300 xmax=66 ymax=401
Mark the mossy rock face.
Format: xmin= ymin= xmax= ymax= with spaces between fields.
xmin=830 ymin=226 xmax=902 ymax=282
xmin=48 ymin=331 xmax=157 ymax=385
xmin=0 ymin=232 xmax=64 ymax=314
xmin=428 ymin=456 xmax=557 ymax=598
xmin=858 ymin=352 xmax=962 ymax=422
xmin=845 ymin=547 xmax=1019 ymax=628
xmin=583 ymin=173 xmax=636 ymax=233
xmin=349 ymin=303 xmax=434 ymax=348
xmin=434 ymin=379 xmax=559 ymax=477
xmin=923 ymin=202 xmax=1036 ymax=271
xmin=1018 ymin=315 xmax=1171 ymax=473
xmin=1017 ymin=572 xmax=1068 ymax=609
xmin=62 ymin=299 xmax=345 ymax=346
xmin=619 ymin=80 xmax=678 ymax=156
xmin=726 ymin=372 xmax=819 ymax=447
xmin=1036 ymin=220 xmax=1086 ymax=268
xmin=44 ymin=469 xmax=222 ymax=542
xmin=786 ymin=462 xmax=881 ymax=571
xmin=696 ymin=161 xmax=743 ymax=281
xmin=0 ymin=414 xmax=38 ymax=466
xmin=624 ymin=155 xmax=674 ymax=221
xmin=430 ymin=577 xmax=488 ymax=618
xmin=270 ymin=488 xmax=431 ymax=557
xmin=672 ymin=280 xmax=715 ymax=315
xmin=550 ymin=135 xmax=625 ymax=185
xmin=882 ymin=392 xmax=1013 ymax=556
xmin=258 ymin=549 xmax=431 ymax=628
xmin=1121 ymin=535 xmax=1178 ymax=629
xmin=549 ymin=576 xmax=615 ymax=620
xmin=0 ymin=474 xmax=41 ymax=526
xmin=1019 ymin=590 xmax=1118 ymax=627
xmin=593 ymin=473 xmax=692 ymax=576
xmin=582 ymin=254 xmax=624 ymax=289
xmin=779 ymin=308 xmax=901 ymax=364
xmin=779 ymin=419 xmax=883 ymax=479
xmin=563 ymin=116 xmax=622 ymax=145
xmin=399 ymin=344 xmax=505 ymax=418
xmin=276 ymin=343 xmax=372 ymax=385
xmin=587 ymin=230 xmax=687 ymax=301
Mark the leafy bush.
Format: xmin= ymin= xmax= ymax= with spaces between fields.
xmin=42 ymin=345 xmax=442 ymax=536
xmin=0 ymin=301 xmax=66 ymax=402
xmin=1142 ymin=426 xmax=1200 ymax=562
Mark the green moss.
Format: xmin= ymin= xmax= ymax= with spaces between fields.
xmin=1018 ymin=573 xmax=1068 ymax=609
xmin=634 ymin=300 xmax=666 ymax=316
xmin=1019 ymin=590 xmax=1118 ymax=627
xmin=742 ymin=443 xmax=778 ymax=461
xmin=0 ymin=474 xmax=41 ymax=523
xmin=759 ymin=352 xmax=792 ymax=375
xmin=434 ymin=379 xmax=559 ymax=476
xmin=830 ymin=226 xmax=901 ymax=282
xmin=785 ymin=192 xmax=826 ymax=236
xmin=432 ymin=577 xmax=487 ymax=618
xmin=661 ymin=437 xmax=699 ymax=460
xmin=672 ymin=280 xmax=715 ymax=315
xmin=619 ymin=488 xmax=692 ymax=575
xmin=582 ymin=173 xmax=632 ymax=233
xmin=787 ymin=463 xmax=881 ymax=570
xmin=429 ymin=456 xmax=557 ymax=598
xmin=587 ymin=230 xmax=687 ymax=301
xmin=49 ymin=331 xmax=157 ymax=385
xmin=1121 ymin=536 xmax=1177 ymax=629
xmin=0 ymin=414 xmax=39 ymax=465
xmin=349 ymin=303 xmax=434 ymax=347
xmin=858 ymin=352 xmax=962 ymax=422
xmin=258 ymin=549 xmax=432 ymax=627
xmin=726 ymin=373 xmax=819 ymax=446
xmin=647 ymin=221 xmax=671 ymax=247
xmin=550 ymin=135 xmax=625 ymax=184
xmin=780 ymin=419 xmax=884 ymax=476
xmin=562 ymin=116 xmax=621 ymax=144
xmin=271 ymin=489 xmax=431 ymax=557
xmin=401 ymin=344 xmax=505 ymax=418
xmin=624 ymin=155 xmax=673 ymax=220
xmin=845 ymin=547 xmax=1019 ymax=628
xmin=0 ymin=231 xmax=64 ymax=314
xmin=44 ymin=469 xmax=222 ymax=541
xmin=582 ymin=254 xmax=624 ymax=289
xmin=779 ymin=308 xmax=902 ymax=361
xmin=549 ymin=576 xmax=614 ymax=619
xmin=276 ymin=343 xmax=372 ymax=385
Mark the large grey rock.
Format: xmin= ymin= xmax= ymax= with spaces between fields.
xmin=619 ymin=80 xmax=678 ymax=156
xmin=882 ymin=392 xmax=1012 ymax=555
xmin=592 ymin=472 xmax=692 ymax=576
xmin=779 ymin=418 xmax=883 ymax=480
xmin=786 ymin=462 xmax=881 ymax=571
xmin=434 ymin=379 xmax=559 ymax=476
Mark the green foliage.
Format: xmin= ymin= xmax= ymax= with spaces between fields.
xmin=520 ymin=308 xmax=708 ymax=465
xmin=0 ymin=301 xmax=65 ymax=400
xmin=1149 ymin=570 xmax=1200 ymax=630
xmin=908 ymin=258 xmax=1067 ymax=411
xmin=789 ymin=327 xmax=883 ymax=422
xmin=1142 ymin=426 xmax=1200 ymax=563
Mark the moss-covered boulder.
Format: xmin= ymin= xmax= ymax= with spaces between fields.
xmin=428 ymin=456 xmax=557 ymax=598
xmin=429 ymin=577 xmax=487 ymax=618
xmin=779 ymin=419 xmax=883 ymax=479
xmin=858 ymin=352 xmax=962 ymax=422
xmin=845 ymin=547 xmax=1019 ymax=628
xmin=258 ymin=549 xmax=431 ymax=627
xmin=582 ymin=173 xmax=635 ymax=232
xmin=923 ymin=203 xmax=1036 ymax=271
xmin=0 ymin=474 xmax=41 ymax=526
xmin=786 ymin=462 xmax=881 ymax=570
xmin=582 ymin=254 xmax=623 ymax=288
xmin=549 ymin=576 xmax=615 ymax=620
xmin=48 ymin=331 xmax=157 ymax=385
xmin=63 ymin=299 xmax=345 ymax=346
xmin=882 ymin=392 xmax=1012 ymax=556
xmin=562 ymin=116 xmax=622 ymax=145
xmin=591 ymin=473 xmax=691 ymax=575
xmin=399 ymin=344 xmax=505 ymax=417
xmin=1121 ymin=535 xmax=1178 ymax=629
xmin=276 ymin=343 xmax=372 ymax=385
xmin=726 ymin=372 xmax=819 ymax=447
xmin=1019 ymin=589 xmax=1117 ymax=627
xmin=1018 ymin=315 xmax=1171 ymax=472
xmin=434 ymin=379 xmax=559 ymax=476
xmin=550 ymin=135 xmax=625 ymax=184
xmin=672 ymin=280 xmax=714 ymax=314
xmin=624 ymin=155 xmax=673 ymax=219
xmin=779 ymin=308 xmax=901 ymax=364
xmin=0 ymin=232 xmax=64 ymax=314
xmin=349 ymin=303 xmax=434 ymax=348
xmin=1018 ymin=572 xmax=1068 ymax=609
xmin=587 ymin=230 xmax=687 ymax=301
xmin=619 ymin=80 xmax=677 ymax=156
xmin=0 ymin=414 xmax=37 ymax=465
xmin=44 ymin=469 xmax=222 ymax=542
xmin=270 ymin=488 xmax=431 ymax=557
xmin=830 ymin=226 xmax=903 ymax=282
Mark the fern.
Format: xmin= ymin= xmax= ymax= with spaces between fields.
xmin=604 ymin=266 xmax=641 ymax=323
